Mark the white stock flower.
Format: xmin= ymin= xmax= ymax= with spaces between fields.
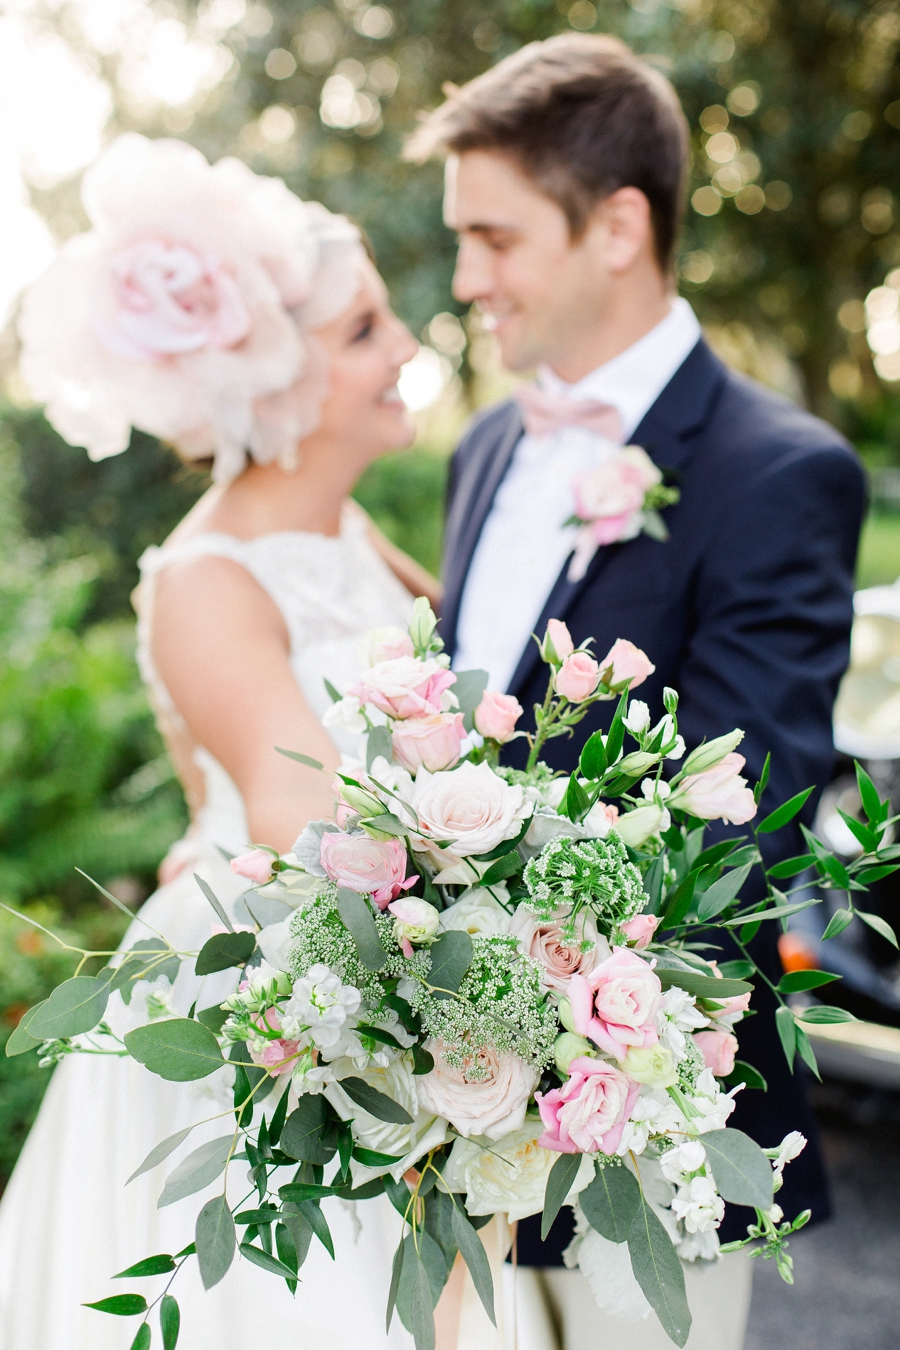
xmin=769 ymin=1130 xmax=807 ymax=1179
xmin=439 ymin=886 xmax=511 ymax=937
xmin=443 ymin=1121 xmax=593 ymax=1222
xmin=688 ymin=1069 xmax=740 ymax=1134
xmin=659 ymin=1140 xmax=708 ymax=1184
xmin=657 ymin=986 xmax=709 ymax=1056
xmin=281 ymin=963 xmax=361 ymax=1048
xmin=322 ymin=694 xmax=367 ymax=735
xmin=676 ymin=1227 xmax=721 ymax=1262
xmin=670 ymin=1174 xmax=724 ymax=1233
xmin=614 ymin=1088 xmax=682 ymax=1156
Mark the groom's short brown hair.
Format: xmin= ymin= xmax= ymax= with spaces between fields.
xmin=405 ymin=34 xmax=689 ymax=272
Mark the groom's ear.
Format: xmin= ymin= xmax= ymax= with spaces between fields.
xmin=584 ymin=187 xmax=656 ymax=277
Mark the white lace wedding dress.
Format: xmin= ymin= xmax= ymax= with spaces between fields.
xmin=0 ymin=511 xmax=429 ymax=1350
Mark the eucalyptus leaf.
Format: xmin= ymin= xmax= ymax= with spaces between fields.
xmin=541 ymin=1152 xmax=582 ymax=1240
xmin=397 ymin=1231 xmax=445 ymax=1331
xmin=195 ymin=931 xmax=256 ymax=976
xmin=579 ymin=1163 xmax=640 ymax=1243
xmin=450 ymin=1205 xmax=495 ymax=1325
xmin=193 ymin=874 xmax=234 ymax=931
xmin=157 ymin=1136 xmax=234 ymax=1208
xmin=238 ymin=1242 xmax=297 ymax=1279
xmin=701 ymin=1129 xmax=773 ymax=1208
xmin=776 ymin=1004 xmax=797 ymax=1067
xmin=426 ymin=929 xmax=473 ymax=1000
xmin=366 ymin=725 xmax=393 ymax=772
xmin=125 ymin=1019 xmax=225 ymax=1082
xmin=5 ymin=1001 xmax=47 ymax=1056
xmin=296 ymin=1199 xmax=334 ymax=1257
xmin=127 ymin=1127 xmax=194 ymax=1185
xmin=777 ymin=970 xmax=840 ymax=994
xmin=29 ymin=976 xmax=109 ymax=1039
xmin=335 ymin=887 xmax=387 ymax=971
xmin=114 ymin=1255 xmax=175 ymax=1278
xmin=657 ymin=969 xmax=752 ymax=1000
xmin=275 ymin=747 xmax=324 ymax=771
xmin=195 ymin=1194 xmax=236 ymax=1290
xmin=627 ymin=1197 xmax=691 ymax=1347
xmin=160 ymin=1295 xmax=180 ymax=1350
xmin=83 ymin=1294 xmax=148 ymax=1316
xmin=857 ymin=909 xmax=899 ymax=948
xmin=386 ymin=1238 xmax=405 ymax=1332
xmin=341 ymin=1076 xmax=414 ymax=1124
xmin=280 ymin=1095 xmax=338 ymax=1164
xmin=453 ymin=668 xmax=489 ymax=732
xmin=798 ymin=1004 xmax=857 ymax=1024
xmin=129 ymin=1322 xmax=151 ymax=1350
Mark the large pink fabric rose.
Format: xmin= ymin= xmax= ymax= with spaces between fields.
xmin=392 ymin=713 xmax=466 ymax=773
xmin=598 ymin=639 xmax=655 ymax=692
xmin=554 ymin=652 xmax=600 ymax=703
xmin=350 ymin=656 xmax=456 ymax=721
xmin=230 ymin=848 xmax=275 ymax=885
xmin=670 ymin=753 xmax=757 ymax=825
xmin=319 ymin=832 xmax=412 ymax=908
xmin=694 ymin=1030 xmax=739 ymax=1078
xmin=416 ymin=1040 xmax=537 ymax=1141
xmin=509 ymin=908 xmax=604 ymax=993
xmin=569 ymin=948 xmax=662 ymax=1062
xmin=474 ymin=691 xmax=523 ymax=743
xmin=536 ymin=1056 xmax=640 ymax=1154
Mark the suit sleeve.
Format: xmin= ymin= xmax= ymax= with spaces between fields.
xmin=676 ymin=442 xmax=865 ymax=865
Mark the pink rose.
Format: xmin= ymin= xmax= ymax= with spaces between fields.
xmin=392 ymin=713 xmax=466 ymax=773
xmin=364 ymin=626 xmax=414 ymax=664
xmin=569 ymin=948 xmax=662 ymax=1062
xmin=350 ymin=656 xmax=456 ymax=721
xmin=247 ymin=1008 xmax=300 ymax=1077
xmin=555 ymin=652 xmax=601 ymax=703
xmin=574 ymin=447 xmax=661 ymax=521
xmin=704 ymin=962 xmax=752 ymax=1022
xmin=101 ymin=240 xmax=252 ymax=359
xmin=474 ymin=691 xmax=523 ymax=743
xmin=598 ymin=639 xmax=655 ymax=692
xmin=536 ymin=1056 xmax=640 ymax=1155
xmin=416 ymin=1039 xmax=536 ymax=1141
xmin=230 ymin=849 xmax=275 ymax=885
xmin=694 ymin=1030 xmax=739 ymax=1078
xmin=509 ymin=907 xmax=604 ymax=993
xmin=620 ymin=915 xmax=659 ymax=950
xmin=670 ymin=753 xmax=757 ymax=825
xmin=542 ymin=618 xmax=575 ymax=662
xmin=319 ymin=832 xmax=413 ymax=908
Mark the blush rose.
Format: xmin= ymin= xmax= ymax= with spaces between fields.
xmin=693 ymin=1030 xmax=739 ymax=1078
xmin=474 ymin=691 xmax=523 ymax=743
xmin=536 ymin=1056 xmax=640 ymax=1154
xmin=391 ymin=712 xmax=466 ymax=773
xmin=230 ymin=848 xmax=275 ymax=885
xmin=569 ymin=948 xmax=663 ymax=1062
xmin=350 ymin=656 xmax=456 ymax=721
xmin=319 ymin=832 xmax=413 ymax=908
xmin=415 ymin=1040 xmax=537 ymax=1141
xmin=509 ymin=907 xmax=606 ymax=993
xmin=555 ymin=652 xmax=601 ymax=703
xmin=598 ymin=639 xmax=655 ymax=692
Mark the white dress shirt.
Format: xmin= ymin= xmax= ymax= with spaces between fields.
xmin=453 ymin=298 xmax=702 ymax=692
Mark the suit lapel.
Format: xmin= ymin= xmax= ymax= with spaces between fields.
xmin=506 ymin=339 xmax=727 ymax=698
xmin=442 ymin=401 xmax=524 ymax=654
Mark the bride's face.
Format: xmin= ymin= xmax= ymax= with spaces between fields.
xmin=312 ymin=260 xmax=418 ymax=461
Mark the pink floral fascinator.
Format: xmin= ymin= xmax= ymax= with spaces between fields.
xmin=18 ymin=134 xmax=365 ymax=483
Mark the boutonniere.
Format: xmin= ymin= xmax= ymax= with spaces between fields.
xmin=564 ymin=444 xmax=680 ymax=581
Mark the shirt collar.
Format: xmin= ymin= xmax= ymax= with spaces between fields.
xmin=536 ymin=298 xmax=702 ymax=442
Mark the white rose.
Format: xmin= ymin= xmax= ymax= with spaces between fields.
xmin=439 ymin=886 xmax=511 ymax=937
xmin=412 ymin=761 xmax=532 ymax=858
xmin=325 ymin=1056 xmax=449 ymax=1183
xmin=415 ymin=1039 xmax=537 ymax=1141
xmin=443 ymin=1119 xmax=594 ymax=1222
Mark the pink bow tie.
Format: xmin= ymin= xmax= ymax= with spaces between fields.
xmin=516 ymin=384 xmax=623 ymax=443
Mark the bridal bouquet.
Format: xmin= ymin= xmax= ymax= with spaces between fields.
xmin=8 ymin=601 xmax=899 ymax=1349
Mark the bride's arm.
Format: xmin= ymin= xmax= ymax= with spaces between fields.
xmin=347 ymin=500 xmax=443 ymax=612
xmin=151 ymin=555 xmax=338 ymax=854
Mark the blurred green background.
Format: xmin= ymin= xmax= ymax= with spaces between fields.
xmin=2 ymin=0 xmax=900 ymax=1189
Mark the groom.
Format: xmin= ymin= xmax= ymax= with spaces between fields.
xmin=408 ymin=34 xmax=865 ymax=1269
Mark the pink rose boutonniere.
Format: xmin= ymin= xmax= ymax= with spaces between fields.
xmin=567 ymin=445 xmax=680 ymax=581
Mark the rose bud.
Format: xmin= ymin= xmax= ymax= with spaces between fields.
xmin=230 ymin=849 xmax=275 ymax=885
xmin=474 ymin=691 xmax=523 ymax=743
xmin=598 ymin=639 xmax=655 ymax=692
xmin=540 ymin=618 xmax=575 ymax=664
xmin=554 ymin=652 xmax=601 ymax=703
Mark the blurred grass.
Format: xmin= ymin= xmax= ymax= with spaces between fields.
xmin=857 ymin=513 xmax=900 ymax=590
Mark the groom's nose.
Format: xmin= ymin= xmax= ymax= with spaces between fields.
xmin=452 ymin=236 xmax=493 ymax=306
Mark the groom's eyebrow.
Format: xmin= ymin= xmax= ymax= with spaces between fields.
xmin=457 ymin=222 xmax=521 ymax=240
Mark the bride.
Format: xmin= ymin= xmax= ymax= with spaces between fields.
xmin=0 ymin=134 xmax=517 ymax=1350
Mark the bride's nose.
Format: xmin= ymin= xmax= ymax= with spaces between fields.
xmin=389 ymin=316 xmax=419 ymax=367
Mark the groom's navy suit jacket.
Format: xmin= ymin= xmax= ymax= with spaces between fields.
xmin=441 ymin=338 xmax=866 ymax=1262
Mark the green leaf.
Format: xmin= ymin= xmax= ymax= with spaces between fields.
xmin=127 ymin=1128 xmax=194 ymax=1185
xmin=777 ymin=970 xmax=840 ymax=994
xmin=642 ymin=856 xmax=666 ymax=914
xmin=767 ymin=853 xmax=816 ymax=879
xmin=238 ymin=1242 xmax=297 ymax=1279
xmin=196 ymin=1005 xmax=229 ymax=1034
xmin=297 ymin=1200 xmax=334 ymax=1257
xmin=410 ymin=1251 xmax=436 ymax=1350
xmin=426 ymin=929 xmax=473 ymax=999
xmin=280 ymin=1096 xmax=338 ymax=1165
xmin=798 ymin=1005 xmax=857 ymax=1024
xmin=5 ymin=1001 xmax=47 ymax=1056
xmin=451 ymin=1204 xmax=496 ymax=1326
xmin=366 ymin=725 xmax=393 ymax=772
xmin=412 ymin=1043 xmax=435 ymax=1075
xmin=794 ymin=1023 xmax=820 ymax=1079
xmin=129 ymin=1322 xmax=151 ymax=1350
xmin=195 ymin=1194 xmax=236 ymax=1290
xmin=700 ymin=1129 xmax=774 ymax=1208
xmin=836 ymin=808 xmax=880 ymax=853
xmin=723 ymin=1060 xmax=767 ymax=1091
xmin=275 ymin=1221 xmax=299 ymax=1280
xmin=362 ymin=812 xmax=409 ymax=839
xmin=562 ymin=773 xmax=590 ymax=822
xmin=192 ymin=875 xmax=234 ymax=932
xmin=341 ymin=1076 xmax=414 ymax=1124
xmin=29 ymin=975 xmax=110 ymax=1039
xmin=275 ymin=747 xmax=325 ymax=771
xmin=696 ymin=863 xmax=753 ymax=920
xmin=125 ymin=1019 xmax=225 ymax=1082
xmin=110 ymin=941 xmax=181 ymax=999
xmin=278 ymin=1183 xmax=336 ymax=1202
xmin=453 ymin=668 xmax=489 ymax=732
xmin=775 ymin=1004 xmax=797 ymax=1069
xmin=720 ymin=898 xmax=818 ymax=928
xmin=604 ymin=688 xmax=630 ymax=765
xmin=657 ymin=969 xmax=752 ymax=1000
xmin=356 ymin=1024 xmax=403 ymax=1049
xmin=659 ymin=867 xmax=701 ymax=929
xmin=693 ymin=838 xmax=743 ymax=871
xmin=335 ymin=887 xmax=387 ymax=971
xmin=717 ymin=960 xmax=754 ymax=979
xmin=383 ymin=1174 xmax=412 ymax=1218
xmin=480 ymin=851 xmax=522 ymax=887
xmin=857 ymin=909 xmax=899 ymax=948
xmin=627 ymin=1196 xmax=691 ymax=1347
xmin=579 ymin=729 xmax=607 ymax=780
xmin=579 ymin=1163 xmax=641 ymax=1243
xmin=823 ymin=907 xmax=854 ymax=939
xmin=234 ymin=1207 xmax=279 ymax=1225
xmin=353 ymin=1146 xmax=404 ymax=1167
xmin=757 ymin=787 xmax=814 ymax=834
xmin=158 ymin=1135 xmax=234 ymax=1208
xmin=160 ymin=1295 xmax=180 ymax=1350
xmin=386 ymin=1239 xmax=405 ymax=1333
xmin=114 ymin=1255 xmax=175 ymax=1279
xmin=195 ymin=931 xmax=256 ymax=976
xmin=541 ymin=1152 xmax=582 ymax=1240
xmin=754 ymin=753 xmax=771 ymax=804
xmin=856 ymin=761 xmax=884 ymax=825
xmin=83 ymin=1295 xmax=148 ymax=1316
xmin=855 ymin=864 xmax=900 ymax=884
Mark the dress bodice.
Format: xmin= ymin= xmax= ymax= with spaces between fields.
xmin=135 ymin=505 xmax=414 ymax=853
